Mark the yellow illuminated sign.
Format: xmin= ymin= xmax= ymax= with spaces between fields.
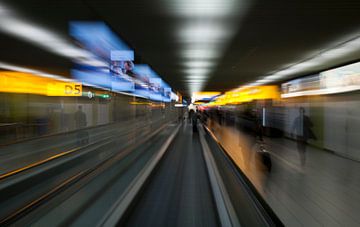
xmin=47 ymin=82 xmax=82 ymax=96
xmin=207 ymin=86 xmax=280 ymax=106
xmin=0 ymin=71 xmax=82 ymax=96
xmin=177 ymin=92 xmax=182 ymax=103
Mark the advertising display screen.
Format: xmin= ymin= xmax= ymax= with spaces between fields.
xmin=133 ymin=65 xmax=172 ymax=102
xmin=320 ymin=62 xmax=360 ymax=89
xmin=132 ymin=64 xmax=151 ymax=98
xmin=69 ymin=21 xmax=175 ymax=101
xmin=281 ymin=62 xmax=360 ymax=98
xmin=70 ymin=21 xmax=135 ymax=93
xmin=70 ymin=21 xmax=131 ymax=62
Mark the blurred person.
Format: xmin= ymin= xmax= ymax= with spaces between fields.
xmin=241 ymin=109 xmax=263 ymax=146
xmin=201 ymin=110 xmax=209 ymax=125
xmin=253 ymin=109 xmax=264 ymax=141
xmin=291 ymin=107 xmax=316 ymax=166
xmin=74 ymin=106 xmax=88 ymax=145
xmin=249 ymin=109 xmax=271 ymax=172
xmin=46 ymin=107 xmax=56 ymax=134
xmin=60 ymin=109 xmax=66 ymax=132
xmin=75 ymin=106 xmax=87 ymax=129
xmin=216 ymin=108 xmax=222 ymax=125
xmin=192 ymin=110 xmax=198 ymax=132
xmin=188 ymin=109 xmax=194 ymax=123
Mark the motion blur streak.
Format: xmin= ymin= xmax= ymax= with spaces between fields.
xmin=0 ymin=0 xmax=359 ymax=226
xmin=250 ymin=35 xmax=360 ymax=86
xmin=207 ymin=86 xmax=280 ymax=106
xmin=281 ymin=61 xmax=360 ymax=98
xmin=0 ymin=2 xmax=99 ymax=64
xmin=166 ymin=0 xmax=250 ymax=93
xmin=0 ymin=71 xmax=82 ymax=96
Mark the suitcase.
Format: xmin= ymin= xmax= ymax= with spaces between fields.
xmin=256 ymin=142 xmax=272 ymax=171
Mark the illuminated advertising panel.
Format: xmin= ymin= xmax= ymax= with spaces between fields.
xmin=70 ymin=21 xmax=135 ymax=92
xmin=281 ymin=62 xmax=360 ymax=98
xmin=132 ymin=64 xmax=151 ymax=98
xmin=69 ymin=21 xmax=175 ymax=102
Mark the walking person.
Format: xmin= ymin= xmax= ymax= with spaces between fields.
xmin=291 ymin=107 xmax=316 ymax=166
xmin=74 ymin=106 xmax=88 ymax=145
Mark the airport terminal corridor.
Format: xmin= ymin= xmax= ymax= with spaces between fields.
xmin=0 ymin=0 xmax=359 ymax=226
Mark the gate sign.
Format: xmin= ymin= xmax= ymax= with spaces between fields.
xmin=0 ymin=71 xmax=82 ymax=97
xmin=47 ymin=82 xmax=82 ymax=96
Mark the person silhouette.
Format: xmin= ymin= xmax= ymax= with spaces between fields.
xmin=291 ymin=107 xmax=316 ymax=166
xmin=75 ymin=106 xmax=87 ymax=129
xmin=74 ymin=106 xmax=88 ymax=145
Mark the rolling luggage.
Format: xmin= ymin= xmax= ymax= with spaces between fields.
xmin=255 ymin=141 xmax=272 ymax=171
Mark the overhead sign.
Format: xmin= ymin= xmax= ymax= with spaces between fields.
xmin=47 ymin=82 xmax=82 ymax=96
xmin=70 ymin=21 xmax=176 ymax=102
xmin=209 ymin=86 xmax=279 ymax=106
xmin=0 ymin=71 xmax=82 ymax=96
xmin=281 ymin=61 xmax=360 ymax=98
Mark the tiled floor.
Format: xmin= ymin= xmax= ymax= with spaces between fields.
xmin=208 ymin=121 xmax=360 ymax=227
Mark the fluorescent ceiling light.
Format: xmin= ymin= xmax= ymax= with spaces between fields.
xmin=164 ymin=0 xmax=240 ymax=17
xmin=183 ymin=78 xmax=208 ymax=82
xmin=256 ymin=79 xmax=274 ymax=83
xmin=244 ymin=35 xmax=360 ymax=88
xmin=185 ymin=75 xmax=208 ymax=80
xmin=167 ymin=0 xmax=248 ymax=93
xmin=292 ymin=61 xmax=319 ymax=69
xmin=180 ymin=49 xmax=219 ymax=59
xmin=0 ymin=2 xmax=99 ymax=64
xmin=182 ymin=61 xmax=215 ymax=68
xmin=183 ymin=68 xmax=210 ymax=75
xmin=189 ymin=84 xmax=203 ymax=93
xmin=265 ymin=75 xmax=285 ymax=80
xmin=177 ymin=22 xmax=231 ymax=43
xmin=0 ymin=17 xmax=90 ymax=59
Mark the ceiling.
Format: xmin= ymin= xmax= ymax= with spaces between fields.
xmin=0 ymin=0 xmax=359 ymax=96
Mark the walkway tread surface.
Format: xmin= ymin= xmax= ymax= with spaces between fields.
xmin=124 ymin=122 xmax=218 ymax=227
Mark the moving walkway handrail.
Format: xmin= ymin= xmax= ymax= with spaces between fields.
xmin=0 ymin=120 xmax=175 ymax=226
xmin=202 ymin=124 xmax=283 ymax=226
xmin=98 ymin=123 xmax=182 ymax=227
xmin=198 ymin=124 xmax=240 ymax=227
xmin=0 ymin=115 xmax=151 ymax=147
xmin=0 ymin=117 xmax=167 ymax=181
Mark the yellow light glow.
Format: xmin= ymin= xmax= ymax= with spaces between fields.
xmin=0 ymin=71 xmax=82 ymax=96
xmin=150 ymin=103 xmax=165 ymax=108
xmin=207 ymin=86 xmax=280 ymax=106
xmin=192 ymin=91 xmax=221 ymax=96
xmin=129 ymin=101 xmax=150 ymax=105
